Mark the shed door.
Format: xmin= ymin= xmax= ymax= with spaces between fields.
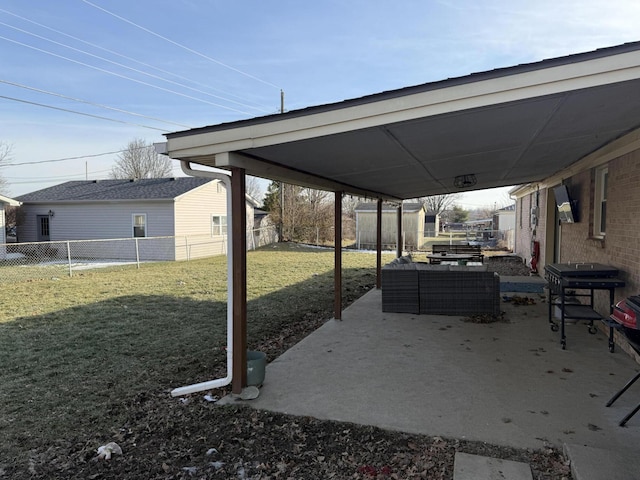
xmin=37 ymin=215 xmax=50 ymax=241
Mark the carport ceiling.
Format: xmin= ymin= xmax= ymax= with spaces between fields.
xmin=165 ymin=42 xmax=640 ymax=201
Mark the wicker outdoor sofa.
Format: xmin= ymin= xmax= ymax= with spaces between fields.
xmin=381 ymin=256 xmax=500 ymax=316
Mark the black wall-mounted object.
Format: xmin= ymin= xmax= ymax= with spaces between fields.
xmin=553 ymin=184 xmax=578 ymax=223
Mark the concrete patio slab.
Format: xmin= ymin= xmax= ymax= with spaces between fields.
xmin=453 ymin=452 xmax=532 ymax=480
xmin=248 ymin=288 xmax=640 ymax=452
xmin=563 ymin=443 xmax=640 ymax=480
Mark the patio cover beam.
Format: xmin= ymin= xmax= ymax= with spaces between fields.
xmin=396 ymin=204 xmax=403 ymax=258
xmin=334 ymin=191 xmax=342 ymax=320
xmin=376 ymin=199 xmax=382 ymax=289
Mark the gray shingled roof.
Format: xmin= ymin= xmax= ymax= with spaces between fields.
xmin=15 ymin=178 xmax=213 ymax=202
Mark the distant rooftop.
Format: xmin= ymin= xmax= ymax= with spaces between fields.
xmin=15 ymin=178 xmax=213 ymax=202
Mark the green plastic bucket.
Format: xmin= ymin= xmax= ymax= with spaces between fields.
xmin=246 ymin=350 xmax=266 ymax=386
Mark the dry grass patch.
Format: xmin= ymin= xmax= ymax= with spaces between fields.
xmin=0 ymin=244 xmax=392 ymax=472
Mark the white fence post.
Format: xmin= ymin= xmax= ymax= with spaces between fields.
xmin=67 ymin=241 xmax=72 ymax=277
xmin=135 ymin=238 xmax=140 ymax=269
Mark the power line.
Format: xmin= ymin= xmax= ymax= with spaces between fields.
xmin=80 ymin=0 xmax=281 ymax=90
xmin=0 ymin=79 xmax=193 ymax=129
xmin=0 ymin=7 xmax=275 ymax=111
xmin=0 ymin=148 xmax=141 ymax=167
xmin=0 ymin=20 xmax=271 ymax=114
xmin=6 ymin=171 xmax=113 ymax=184
xmin=0 ymin=94 xmax=170 ymax=131
xmin=0 ymin=34 xmax=255 ymax=115
xmin=6 ymin=168 xmax=112 ymax=180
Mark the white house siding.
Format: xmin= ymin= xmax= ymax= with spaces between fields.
xmin=19 ymin=201 xmax=176 ymax=261
xmin=496 ymin=208 xmax=516 ymax=250
xmin=173 ymin=181 xmax=227 ymax=260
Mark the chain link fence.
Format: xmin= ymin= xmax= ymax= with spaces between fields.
xmin=1 ymin=226 xmax=278 ymax=284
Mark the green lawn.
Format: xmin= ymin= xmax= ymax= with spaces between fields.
xmin=0 ymin=243 xmax=393 ymax=467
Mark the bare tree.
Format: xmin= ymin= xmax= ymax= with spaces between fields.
xmin=245 ymin=175 xmax=264 ymax=203
xmin=0 ymin=141 xmax=12 ymax=195
xmin=110 ymin=138 xmax=173 ymax=179
xmin=418 ymin=193 xmax=461 ymax=215
xmin=342 ymin=194 xmax=360 ymax=218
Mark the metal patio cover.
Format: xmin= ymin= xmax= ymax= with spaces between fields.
xmin=164 ymin=42 xmax=640 ymax=201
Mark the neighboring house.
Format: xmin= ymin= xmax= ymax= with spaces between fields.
xmin=354 ymin=202 xmax=425 ymax=250
xmin=0 ymin=194 xmax=21 ymax=259
xmin=252 ymin=208 xmax=278 ymax=248
xmin=493 ymin=204 xmax=516 ymax=250
xmin=510 ymin=127 xmax=640 ymax=315
xmin=494 ymin=204 xmax=516 ymax=232
xmin=14 ymin=178 xmax=262 ymax=261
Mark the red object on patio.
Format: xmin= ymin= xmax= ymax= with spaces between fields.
xmin=606 ymin=295 xmax=640 ymax=426
xmin=611 ymin=295 xmax=640 ymax=344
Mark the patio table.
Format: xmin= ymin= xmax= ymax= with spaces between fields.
xmin=426 ymin=253 xmax=475 ymax=264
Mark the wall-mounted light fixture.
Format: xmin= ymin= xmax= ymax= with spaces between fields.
xmin=454 ymin=174 xmax=477 ymax=189
xmin=48 ymin=209 xmax=55 ymax=217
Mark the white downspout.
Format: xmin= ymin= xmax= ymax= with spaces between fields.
xmin=170 ymin=160 xmax=233 ymax=397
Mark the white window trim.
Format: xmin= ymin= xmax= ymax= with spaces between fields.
xmin=593 ymin=166 xmax=608 ymax=238
xmin=211 ymin=215 xmax=227 ymax=237
xmin=132 ymin=213 xmax=147 ymax=238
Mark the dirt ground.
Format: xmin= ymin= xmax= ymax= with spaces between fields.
xmin=3 ymin=256 xmax=571 ymax=479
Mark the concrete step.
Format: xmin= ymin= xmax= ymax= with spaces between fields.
xmin=500 ymin=275 xmax=546 ymax=293
xmin=453 ymin=452 xmax=533 ymax=480
xmin=564 ymin=443 xmax=640 ymax=480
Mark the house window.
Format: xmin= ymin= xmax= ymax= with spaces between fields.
xmin=594 ymin=167 xmax=608 ymax=237
xmin=133 ymin=214 xmax=146 ymax=238
xmin=212 ymin=215 xmax=227 ymax=236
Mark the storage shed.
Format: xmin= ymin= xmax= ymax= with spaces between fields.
xmin=355 ymin=202 xmax=426 ymax=250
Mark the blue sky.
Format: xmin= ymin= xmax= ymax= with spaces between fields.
xmin=1 ymin=0 xmax=639 ymax=206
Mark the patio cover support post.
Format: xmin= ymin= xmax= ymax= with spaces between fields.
xmin=396 ymin=203 xmax=403 ymax=258
xmin=376 ymin=198 xmax=382 ymax=289
xmin=231 ymin=167 xmax=247 ymax=394
xmin=334 ymin=191 xmax=342 ymax=320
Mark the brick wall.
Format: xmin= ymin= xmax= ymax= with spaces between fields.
xmin=558 ymin=149 xmax=640 ymax=313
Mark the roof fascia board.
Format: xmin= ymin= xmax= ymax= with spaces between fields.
xmin=537 ymin=126 xmax=640 ymax=190
xmin=166 ymin=50 xmax=640 ymax=159
xmin=0 ymin=194 xmax=20 ymax=206
xmin=509 ymin=184 xmax=539 ymax=198
xmin=214 ymin=152 xmax=402 ymax=201
xmin=511 ymin=126 xmax=640 ymax=198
